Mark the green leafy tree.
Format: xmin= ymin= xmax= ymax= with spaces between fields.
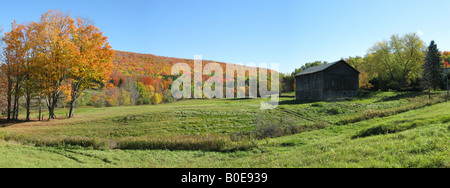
xmin=369 ymin=33 xmax=425 ymax=89
xmin=136 ymin=82 xmax=154 ymax=105
xmin=118 ymin=88 xmax=132 ymax=106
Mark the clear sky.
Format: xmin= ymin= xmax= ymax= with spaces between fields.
xmin=0 ymin=0 xmax=449 ymax=73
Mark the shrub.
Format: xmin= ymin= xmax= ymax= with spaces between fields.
xmin=118 ymin=88 xmax=132 ymax=106
xmin=76 ymin=93 xmax=91 ymax=107
xmin=136 ymin=82 xmax=153 ymax=105
xmin=247 ymin=114 xmax=329 ymax=140
xmin=327 ymin=106 xmax=343 ymax=115
xmin=116 ymin=135 xmax=253 ymax=151
xmin=93 ymin=97 xmax=105 ymax=108
xmin=311 ymin=102 xmax=325 ymax=107
xmin=163 ymin=90 xmax=174 ymax=103
xmin=352 ymin=122 xmax=419 ymax=139
xmin=105 ymin=96 xmax=119 ymax=107
xmin=152 ymin=93 xmax=162 ymax=105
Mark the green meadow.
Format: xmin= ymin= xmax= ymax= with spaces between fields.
xmin=0 ymin=91 xmax=448 ymax=168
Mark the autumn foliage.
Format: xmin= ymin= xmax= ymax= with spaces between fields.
xmin=0 ymin=10 xmax=278 ymax=121
xmin=0 ymin=10 xmax=114 ymax=121
xmin=443 ymin=51 xmax=450 ymax=68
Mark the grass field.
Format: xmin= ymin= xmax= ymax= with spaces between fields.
xmin=0 ymin=91 xmax=449 ymax=168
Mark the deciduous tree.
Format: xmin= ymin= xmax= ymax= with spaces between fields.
xmin=35 ymin=10 xmax=76 ymax=119
xmin=369 ymin=33 xmax=425 ymax=89
xmin=68 ymin=17 xmax=114 ymax=118
xmin=1 ymin=21 xmax=28 ymax=121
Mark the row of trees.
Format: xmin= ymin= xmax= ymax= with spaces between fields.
xmin=280 ymin=61 xmax=328 ymax=92
xmin=281 ymin=33 xmax=449 ymax=93
xmin=0 ymin=10 xmax=114 ymax=121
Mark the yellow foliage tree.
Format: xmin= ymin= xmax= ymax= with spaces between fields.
xmin=68 ymin=17 xmax=114 ymax=117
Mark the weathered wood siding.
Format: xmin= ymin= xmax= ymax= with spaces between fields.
xmin=296 ymin=72 xmax=323 ymax=100
xmin=323 ymin=63 xmax=359 ymax=99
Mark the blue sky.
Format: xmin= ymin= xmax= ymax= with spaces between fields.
xmin=0 ymin=0 xmax=449 ymax=73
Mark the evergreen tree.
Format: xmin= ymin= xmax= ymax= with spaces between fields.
xmin=422 ymin=40 xmax=445 ymax=98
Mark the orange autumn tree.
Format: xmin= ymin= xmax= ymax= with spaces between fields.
xmin=24 ymin=21 xmax=46 ymax=121
xmin=443 ymin=51 xmax=450 ymax=66
xmin=35 ymin=10 xmax=76 ymax=119
xmin=68 ymin=18 xmax=114 ymax=118
xmin=1 ymin=21 xmax=28 ymax=121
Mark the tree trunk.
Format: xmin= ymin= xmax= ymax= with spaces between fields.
xmin=38 ymin=105 xmax=41 ymax=121
xmin=26 ymin=93 xmax=31 ymax=121
xmin=15 ymin=100 xmax=19 ymax=120
xmin=47 ymin=94 xmax=58 ymax=120
xmin=13 ymin=96 xmax=19 ymax=121
xmin=428 ymin=88 xmax=431 ymax=99
xmin=69 ymin=97 xmax=76 ymax=118
xmin=47 ymin=106 xmax=54 ymax=120
xmin=12 ymin=79 xmax=20 ymax=121
xmin=447 ymin=71 xmax=449 ymax=100
xmin=6 ymin=76 xmax=12 ymax=122
xmin=6 ymin=90 xmax=11 ymax=121
xmin=38 ymin=97 xmax=42 ymax=121
xmin=12 ymin=95 xmax=18 ymax=121
xmin=68 ymin=86 xmax=78 ymax=118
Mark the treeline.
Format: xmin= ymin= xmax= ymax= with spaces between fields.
xmin=83 ymin=73 xmax=175 ymax=108
xmin=97 ymin=51 xmax=278 ymax=108
xmin=280 ymin=61 xmax=329 ymax=92
xmin=281 ymin=33 xmax=450 ymax=92
xmin=0 ymin=10 xmax=114 ymax=121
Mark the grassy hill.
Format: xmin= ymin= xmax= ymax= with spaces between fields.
xmin=0 ymin=91 xmax=448 ymax=167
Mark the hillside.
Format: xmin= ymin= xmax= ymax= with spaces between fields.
xmin=0 ymin=91 xmax=448 ymax=167
xmin=80 ymin=51 xmax=277 ymax=108
xmin=113 ymin=51 xmax=230 ymax=76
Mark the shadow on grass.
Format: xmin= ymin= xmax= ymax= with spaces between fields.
xmin=0 ymin=119 xmax=28 ymax=127
xmin=278 ymin=99 xmax=319 ymax=105
xmin=280 ymin=95 xmax=295 ymax=98
xmin=0 ymin=119 xmax=54 ymax=128
xmin=227 ymin=98 xmax=255 ymax=101
xmin=375 ymin=92 xmax=423 ymax=103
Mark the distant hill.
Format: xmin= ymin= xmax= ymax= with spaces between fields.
xmin=113 ymin=51 xmax=230 ymax=77
xmin=91 ymin=51 xmax=278 ymax=107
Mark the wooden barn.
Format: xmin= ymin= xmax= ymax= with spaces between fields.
xmin=295 ymin=60 xmax=360 ymax=100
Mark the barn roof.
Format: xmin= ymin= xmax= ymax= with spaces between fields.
xmin=295 ymin=60 xmax=359 ymax=77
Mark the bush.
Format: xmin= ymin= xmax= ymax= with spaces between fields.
xmin=115 ymin=135 xmax=254 ymax=151
xmin=118 ymin=88 xmax=132 ymax=106
xmin=163 ymin=90 xmax=174 ymax=103
xmin=246 ymin=114 xmax=328 ymax=140
xmin=105 ymin=96 xmax=119 ymax=107
xmin=136 ymin=82 xmax=154 ymax=105
xmin=93 ymin=97 xmax=105 ymax=108
xmin=327 ymin=106 xmax=343 ymax=115
xmin=152 ymin=93 xmax=162 ymax=105
xmin=89 ymin=93 xmax=105 ymax=108
xmin=76 ymin=93 xmax=91 ymax=107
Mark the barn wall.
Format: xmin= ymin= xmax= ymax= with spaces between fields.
xmin=323 ymin=63 xmax=359 ymax=99
xmin=296 ymin=72 xmax=324 ymax=100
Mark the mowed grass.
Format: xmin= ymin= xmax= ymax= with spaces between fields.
xmin=0 ymin=91 xmax=449 ymax=167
